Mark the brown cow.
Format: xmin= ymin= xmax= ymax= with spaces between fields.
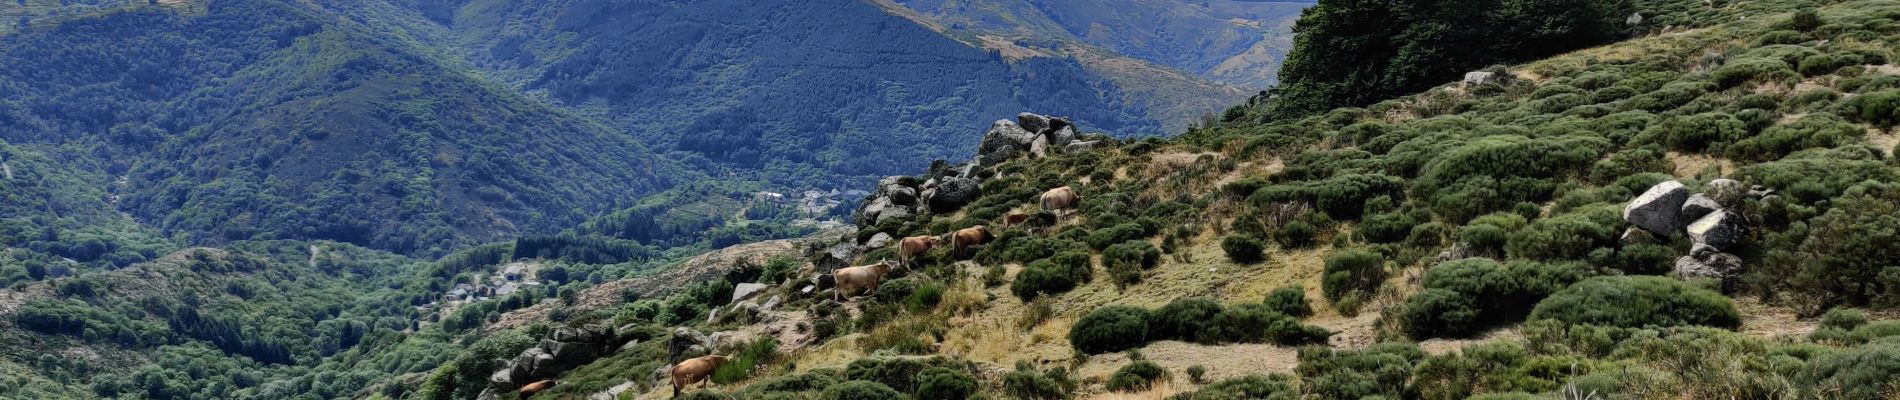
xmin=832 ymin=260 xmax=898 ymax=301
xmin=1040 ymin=186 xmax=1079 ymax=218
xmin=1002 ymin=212 xmax=1031 ymax=229
xmin=898 ymin=236 xmax=941 ymax=267
xmin=951 ymin=225 xmax=995 ymax=259
xmin=518 ymin=380 xmax=558 ymax=397
xmin=670 ymin=355 xmax=732 ymax=397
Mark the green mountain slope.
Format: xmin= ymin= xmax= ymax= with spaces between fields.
xmin=345 ymin=0 xmax=1210 ymax=190
xmin=0 ymin=0 xmax=680 ymax=255
xmin=388 ymin=0 xmax=1900 ymax=399
xmin=889 ymin=0 xmax=1310 ymax=90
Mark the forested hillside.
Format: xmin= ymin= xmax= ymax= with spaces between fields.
xmin=0 ymin=0 xmax=681 ymax=256
xmin=338 ymin=0 xmax=1232 ymax=189
xmin=890 ymin=0 xmax=1311 ymax=90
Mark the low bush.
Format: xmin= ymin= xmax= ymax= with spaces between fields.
xmin=1712 ymin=58 xmax=1797 ymax=88
xmin=1505 ymin=206 xmax=1619 ymax=261
xmin=1106 ymin=360 xmax=1169 ymax=392
xmin=1150 ymin=297 xmax=1223 ymax=343
xmin=1800 ymin=342 xmax=1900 ymax=399
xmin=1261 ymin=285 xmax=1312 ymax=317
xmin=1275 ymin=220 xmax=1318 ymax=248
xmin=1002 ymin=362 xmax=1075 ymax=400
xmin=1078 ymin=298 xmax=1328 ymax=354
xmin=1087 ymin=223 xmax=1151 ymax=250
xmin=822 ymin=380 xmax=903 ymax=400
xmin=1011 ymin=251 xmax=1093 ymax=300
xmin=1296 ymin=342 xmax=1424 ymax=400
xmin=844 ymin=356 xmax=960 ymax=394
xmin=1322 ymin=249 xmax=1384 ymax=303
xmin=916 ymin=367 xmax=977 ymax=400
xmin=1168 ymin=374 xmax=1295 ymax=400
xmin=1186 ymin=365 xmax=1207 ymax=383
xmin=1221 ymin=235 xmax=1266 ymax=264
xmin=1069 ymin=306 xmax=1151 ymax=354
xmin=1104 ymin=241 xmax=1162 ymax=288
xmin=1529 ymin=276 xmax=1742 ymax=329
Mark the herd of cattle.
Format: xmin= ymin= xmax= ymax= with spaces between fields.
xmin=508 ymin=186 xmax=1083 ymax=397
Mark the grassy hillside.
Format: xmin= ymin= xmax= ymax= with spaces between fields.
xmin=406 ymin=0 xmax=1900 ymax=399
xmin=0 ymin=0 xmax=682 ymax=256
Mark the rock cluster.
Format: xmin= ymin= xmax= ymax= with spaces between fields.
xmin=486 ymin=325 xmax=626 ymax=394
xmin=853 ymin=112 xmax=1095 ymax=231
xmin=1623 ymin=178 xmax=1775 ymax=282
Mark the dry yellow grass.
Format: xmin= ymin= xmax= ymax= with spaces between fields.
xmin=1868 ymin=127 xmax=1899 ymax=157
xmin=1665 ymin=151 xmax=1736 ymax=178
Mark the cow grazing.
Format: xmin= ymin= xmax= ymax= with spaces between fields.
xmin=1002 ymin=212 xmax=1030 ymax=229
xmin=518 ymin=380 xmax=558 ymax=397
xmin=832 ymin=260 xmax=898 ymax=301
xmin=1041 ymin=186 xmax=1079 ymax=218
xmin=670 ymin=355 xmax=732 ymax=397
xmin=898 ymin=236 xmax=941 ymax=267
xmin=951 ymin=225 xmax=995 ymax=259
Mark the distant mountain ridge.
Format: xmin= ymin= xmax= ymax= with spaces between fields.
xmin=886 ymin=0 xmax=1311 ymax=90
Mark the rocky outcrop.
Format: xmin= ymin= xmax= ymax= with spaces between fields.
xmin=1686 ymin=211 xmax=1746 ymax=250
xmin=488 ymin=325 xmax=623 ymax=392
xmin=1680 ymin=193 xmax=1720 ymax=222
xmin=926 ymin=176 xmax=981 ymax=213
xmin=1675 ymin=244 xmax=1742 ymax=282
xmin=854 ymin=112 xmax=1101 ymax=229
xmin=669 ymin=327 xmax=711 ymax=362
xmin=1624 ymin=180 xmax=1689 ymax=237
xmin=1462 ymin=70 xmax=1510 ymax=87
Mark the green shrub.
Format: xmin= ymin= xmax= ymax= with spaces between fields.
xmin=1221 ymin=235 xmax=1266 ymax=264
xmin=1002 ymin=362 xmax=1074 ymax=400
xmin=1506 ymin=206 xmax=1618 ymax=261
xmin=843 ymin=357 xmax=933 ymax=393
xmin=1529 ymin=276 xmax=1741 ymax=329
xmin=1186 ymin=365 xmax=1207 ymax=383
xmin=1778 ymin=182 xmax=1900 ymax=306
xmin=1087 ymin=223 xmax=1150 ymax=250
xmin=1249 ymin=174 xmax=1405 ymax=218
xmin=711 ymin=339 xmax=778 ymax=384
xmin=1638 ymin=112 xmax=1751 ymax=153
xmin=1223 ymin=177 xmax=1269 ymax=198
xmin=1069 ymin=306 xmax=1151 ymax=354
xmin=1819 ymin=308 xmax=1869 ymax=331
xmin=1151 ymin=297 xmax=1223 ymax=343
xmin=1106 ymin=360 xmax=1169 ymax=392
xmin=822 ymin=380 xmax=903 ymax=400
xmin=1728 ymin=114 xmax=1861 ymax=162
xmin=1296 ymin=342 xmax=1424 ymax=400
xmin=1274 ymin=220 xmax=1318 ymax=248
xmin=916 ymin=367 xmax=976 ymax=400
xmin=1262 ymin=285 xmax=1312 ymax=317
xmin=1356 ymin=212 xmax=1417 ymax=243
xmin=1011 ymin=252 xmax=1093 ymax=301
xmin=1322 ymin=249 xmax=1384 ymax=302
xmin=1209 ymin=304 xmax=1325 ymax=345
xmin=1800 ymin=342 xmax=1900 ymax=400
xmin=1170 ymin=374 xmax=1295 ymax=400
xmin=1713 ymin=58 xmax=1797 ymax=87
xmin=1104 ymin=241 xmax=1162 ymax=288
xmin=904 ymin=282 xmax=945 ymax=313
xmin=1842 ymin=89 xmax=1900 ymax=127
